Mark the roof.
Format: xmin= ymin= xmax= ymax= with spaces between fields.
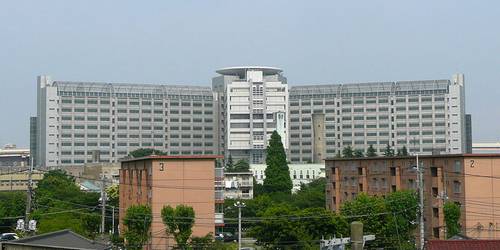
xmin=325 ymin=153 xmax=500 ymax=162
xmin=120 ymin=154 xmax=223 ymax=163
xmin=427 ymin=239 xmax=500 ymax=250
xmin=216 ymin=66 xmax=282 ymax=76
xmin=79 ymin=180 xmax=101 ymax=192
xmin=7 ymin=229 xmax=109 ymax=250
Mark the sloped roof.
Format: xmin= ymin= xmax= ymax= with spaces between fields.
xmin=427 ymin=239 xmax=500 ymax=250
xmin=7 ymin=229 xmax=109 ymax=250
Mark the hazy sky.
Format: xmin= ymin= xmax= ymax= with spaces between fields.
xmin=1 ymin=0 xmax=499 ymax=147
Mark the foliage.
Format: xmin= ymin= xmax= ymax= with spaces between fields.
xmin=335 ymin=151 xmax=342 ymax=158
xmin=383 ymin=144 xmax=395 ymax=157
xmin=128 ymin=148 xmax=165 ymax=158
xmin=32 ymin=170 xmax=100 ymax=238
xmin=401 ymin=146 xmax=409 ymax=156
xmin=340 ymin=191 xmax=418 ymax=249
xmin=353 ymin=149 xmax=364 ymax=158
xmin=0 ymin=191 xmax=26 ymax=233
xmin=106 ymin=184 xmax=119 ymax=207
xmin=342 ymin=146 xmax=354 ymax=158
xmin=225 ymin=155 xmax=234 ymax=172
xmin=367 ymin=144 xmax=377 ymax=157
xmin=444 ymin=201 xmax=461 ymax=238
xmin=123 ymin=205 xmax=152 ymax=250
xmin=233 ymin=159 xmax=250 ymax=172
xmin=253 ymin=177 xmax=265 ymax=197
xmin=263 ymin=131 xmax=293 ymax=194
xmin=81 ymin=213 xmax=101 ymax=239
xmin=292 ymin=178 xmax=326 ymax=209
xmin=190 ymin=233 xmax=237 ymax=250
xmin=161 ymin=204 xmax=195 ymax=249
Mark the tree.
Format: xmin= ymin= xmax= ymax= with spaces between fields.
xmin=444 ymin=201 xmax=461 ymax=238
xmin=354 ymin=149 xmax=364 ymax=158
xmin=32 ymin=170 xmax=100 ymax=238
xmin=401 ymin=146 xmax=409 ymax=156
xmin=367 ymin=144 xmax=377 ymax=157
xmin=225 ymin=155 xmax=234 ymax=172
xmin=190 ymin=233 xmax=236 ymax=250
xmin=123 ymin=205 xmax=152 ymax=250
xmin=0 ymin=191 xmax=25 ymax=233
xmin=106 ymin=184 xmax=119 ymax=207
xmin=263 ymin=131 xmax=293 ymax=194
xmin=253 ymin=177 xmax=265 ymax=197
xmin=291 ymin=178 xmax=326 ymax=209
xmin=128 ymin=148 xmax=165 ymax=158
xmin=81 ymin=213 xmax=101 ymax=239
xmin=161 ymin=204 xmax=195 ymax=249
xmin=383 ymin=144 xmax=395 ymax=157
xmin=232 ymin=159 xmax=250 ymax=172
xmin=342 ymin=146 xmax=354 ymax=158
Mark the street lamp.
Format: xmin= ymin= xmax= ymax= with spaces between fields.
xmin=234 ymin=201 xmax=246 ymax=250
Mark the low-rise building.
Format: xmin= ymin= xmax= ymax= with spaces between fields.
xmin=472 ymin=142 xmax=500 ymax=154
xmin=119 ymin=155 xmax=223 ymax=249
xmin=224 ymin=172 xmax=254 ymax=199
xmin=251 ymin=163 xmax=325 ymax=192
xmin=0 ymin=170 xmax=44 ymax=191
xmin=0 ymin=145 xmax=30 ymax=168
xmin=325 ymin=154 xmax=500 ymax=240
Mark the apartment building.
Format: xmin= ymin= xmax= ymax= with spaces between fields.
xmin=119 ymin=155 xmax=223 ymax=249
xmin=0 ymin=170 xmax=44 ymax=191
xmin=289 ymin=74 xmax=466 ymax=163
xmin=35 ymin=76 xmax=218 ymax=168
xmin=223 ymin=172 xmax=254 ymax=199
xmin=325 ymin=154 xmax=500 ymax=240
xmin=213 ymin=66 xmax=289 ymax=164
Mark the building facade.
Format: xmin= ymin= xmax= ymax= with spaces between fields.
xmin=223 ymin=172 xmax=254 ymax=199
xmin=34 ymin=70 xmax=467 ymax=168
xmin=325 ymin=154 xmax=500 ymax=240
xmin=35 ymin=76 xmax=219 ymax=168
xmin=472 ymin=142 xmax=500 ymax=154
xmin=289 ymin=74 xmax=466 ymax=163
xmin=213 ymin=66 xmax=289 ymax=164
xmin=251 ymin=163 xmax=325 ymax=192
xmin=119 ymin=155 xmax=223 ymax=249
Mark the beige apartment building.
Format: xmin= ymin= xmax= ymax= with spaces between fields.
xmin=0 ymin=170 xmax=44 ymax=191
xmin=119 ymin=155 xmax=223 ymax=249
xmin=325 ymin=154 xmax=500 ymax=240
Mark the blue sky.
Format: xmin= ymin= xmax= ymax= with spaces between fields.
xmin=1 ymin=0 xmax=499 ymax=147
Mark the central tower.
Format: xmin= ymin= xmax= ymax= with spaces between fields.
xmin=213 ymin=66 xmax=289 ymax=164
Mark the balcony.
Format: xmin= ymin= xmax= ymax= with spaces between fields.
xmin=215 ymin=213 xmax=224 ymax=225
xmin=215 ymin=168 xmax=224 ymax=179
xmin=239 ymin=181 xmax=253 ymax=187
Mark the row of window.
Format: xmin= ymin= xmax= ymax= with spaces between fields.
xmin=290 ymin=96 xmax=446 ymax=106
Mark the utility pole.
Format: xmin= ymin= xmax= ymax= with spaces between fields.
xmin=234 ymin=201 xmax=246 ymax=250
xmin=100 ymin=175 xmax=107 ymax=236
xmin=416 ymin=153 xmax=425 ymax=250
xmin=24 ymin=155 xmax=33 ymax=232
xmin=351 ymin=221 xmax=363 ymax=250
xmin=111 ymin=206 xmax=115 ymax=235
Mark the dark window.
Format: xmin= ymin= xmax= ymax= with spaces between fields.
xmin=431 ymin=167 xmax=438 ymax=177
xmin=433 ymin=207 xmax=439 ymax=218
xmin=390 ymin=167 xmax=396 ymax=176
xmin=433 ymin=227 xmax=440 ymax=238
xmin=359 ymin=183 xmax=363 ymax=191
xmin=432 ymin=187 xmax=439 ymax=197
xmin=358 ymin=168 xmax=363 ymax=175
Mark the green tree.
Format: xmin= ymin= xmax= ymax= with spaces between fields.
xmin=291 ymin=178 xmax=326 ymax=209
xmin=342 ymin=146 xmax=354 ymax=158
xmin=353 ymin=149 xmax=364 ymax=158
xmin=106 ymin=184 xmax=119 ymax=207
xmin=128 ymin=148 xmax=165 ymax=158
xmin=444 ymin=201 xmax=461 ymax=238
xmin=123 ymin=205 xmax=152 ymax=250
xmin=161 ymin=204 xmax=195 ymax=249
xmin=81 ymin=213 xmax=101 ymax=239
xmin=253 ymin=177 xmax=265 ymax=197
xmin=401 ymin=146 xmax=409 ymax=156
xmin=0 ymin=191 xmax=26 ymax=233
xmin=384 ymin=190 xmax=419 ymax=248
xmin=225 ymin=155 xmax=234 ymax=172
xmin=383 ymin=144 xmax=395 ymax=157
xmin=249 ymin=204 xmax=313 ymax=250
xmin=190 ymin=233 xmax=236 ymax=250
xmin=232 ymin=159 xmax=250 ymax=172
xmin=263 ymin=131 xmax=293 ymax=194
xmin=367 ymin=144 xmax=377 ymax=157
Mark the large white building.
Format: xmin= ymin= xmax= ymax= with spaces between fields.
xmin=33 ymin=68 xmax=468 ymax=168
xmin=213 ymin=66 xmax=289 ymax=164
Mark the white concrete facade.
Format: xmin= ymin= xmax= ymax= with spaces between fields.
xmin=213 ymin=67 xmax=289 ymax=164
xmin=251 ymin=163 xmax=325 ymax=192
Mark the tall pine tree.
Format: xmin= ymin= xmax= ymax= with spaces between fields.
xmin=263 ymin=131 xmax=293 ymax=194
xmin=367 ymin=144 xmax=377 ymax=157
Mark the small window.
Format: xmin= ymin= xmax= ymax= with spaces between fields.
xmin=453 ymin=181 xmax=461 ymax=193
xmin=433 ymin=207 xmax=439 ymax=218
xmin=432 ymin=187 xmax=438 ymax=197
xmin=454 ymin=160 xmax=462 ymax=173
xmin=431 ymin=167 xmax=438 ymax=177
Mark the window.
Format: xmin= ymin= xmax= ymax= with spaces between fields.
xmin=454 ymin=160 xmax=462 ymax=173
xmin=431 ymin=167 xmax=438 ymax=177
xmin=433 ymin=207 xmax=439 ymax=218
xmin=453 ymin=181 xmax=461 ymax=193
xmin=432 ymin=187 xmax=438 ymax=197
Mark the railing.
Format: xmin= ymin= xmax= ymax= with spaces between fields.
xmin=239 ymin=181 xmax=253 ymax=187
xmin=240 ymin=193 xmax=252 ymax=199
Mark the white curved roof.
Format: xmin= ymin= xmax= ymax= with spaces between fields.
xmin=216 ymin=66 xmax=282 ymax=76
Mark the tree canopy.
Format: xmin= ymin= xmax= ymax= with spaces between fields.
xmin=367 ymin=144 xmax=377 ymax=157
xmin=128 ymin=148 xmax=166 ymax=158
xmin=161 ymin=204 xmax=195 ymax=249
xmin=383 ymin=144 xmax=395 ymax=157
xmin=342 ymin=146 xmax=354 ymax=158
xmin=353 ymin=149 xmax=364 ymax=158
xmin=263 ymin=131 xmax=292 ymax=194
xmin=123 ymin=205 xmax=152 ymax=250
xmin=444 ymin=201 xmax=461 ymax=238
